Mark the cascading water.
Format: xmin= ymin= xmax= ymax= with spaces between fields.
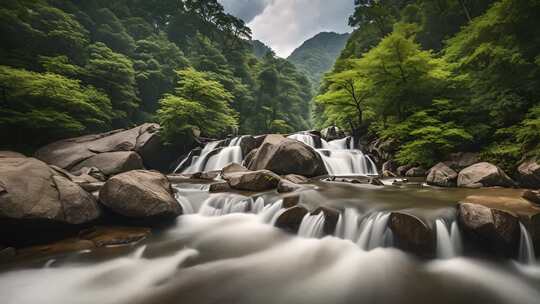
xmin=435 ymin=218 xmax=463 ymax=259
xmin=298 ymin=212 xmax=326 ymax=238
xmin=176 ymin=136 xmax=245 ymax=174
xmin=288 ymin=133 xmax=378 ymax=176
xmin=518 ymin=222 xmax=536 ymax=265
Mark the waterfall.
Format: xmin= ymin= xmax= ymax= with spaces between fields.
xmin=435 ymin=219 xmax=463 ymax=259
xmin=198 ymin=194 xmax=250 ymax=216
xmin=518 ymin=222 xmax=536 ymax=265
xmin=175 ymin=192 xmax=195 ymax=214
xmin=251 ymin=197 xmax=265 ymax=214
xmin=287 ymin=133 xmax=316 ymax=148
xmin=334 ymin=208 xmax=361 ymax=241
xmin=178 ymin=137 xmax=245 ymax=174
xmin=260 ymin=199 xmax=284 ymax=224
xmin=298 ymin=212 xmax=326 ymax=238
xmin=353 ymin=212 xmax=392 ymax=250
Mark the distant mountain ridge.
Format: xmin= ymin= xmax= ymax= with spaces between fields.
xmin=287 ymin=32 xmax=350 ymax=87
xmin=251 ymin=40 xmax=274 ymax=58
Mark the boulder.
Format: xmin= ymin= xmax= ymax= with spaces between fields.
xmin=191 ymin=171 xmax=220 ymax=180
xmin=522 ymin=190 xmax=540 ymax=206
xmin=311 ymin=207 xmax=340 ymax=236
xmin=243 ymin=149 xmax=258 ymax=168
xmin=277 ymin=180 xmax=302 ymax=193
xmin=389 ymin=212 xmax=434 ymax=257
xmin=0 ymin=157 xmax=101 ymax=246
xmin=397 ymin=165 xmax=413 ymax=177
xmin=382 ymin=160 xmax=398 ymax=175
xmin=282 ymin=174 xmax=308 ymax=184
xmin=369 ymin=178 xmax=384 ymax=186
xmin=426 ymin=163 xmax=458 ymax=187
xmin=79 ymin=226 xmax=151 ymax=247
xmin=275 ymin=206 xmax=309 ymax=234
xmin=239 ymin=135 xmax=266 ymax=156
xmin=221 ymin=163 xmax=249 ymax=180
xmin=457 ymin=162 xmax=515 ymax=188
xmin=367 ymin=138 xmax=399 ymax=164
xmin=247 ymin=135 xmax=327 ymax=177
xmin=405 ymin=167 xmax=427 ymax=177
xmin=99 ymin=170 xmax=182 ymax=219
xmin=209 ymin=182 xmax=232 ymax=193
xmin=457 ymin=203 xmax=519 ymax=256
xmin=35 ymin=124 xmax=173 ymax=172
xmin=517 ymin=159 xmax=540 ymax=189
xmin=226 ymin=170 xmax=281 ymax=192
xmin=321 ymin=126 xmax=345 ymax=141
xmin=71 ymin=151 xmax=144 ymax=177
xmin=0 ymin=151 xmax=26 ymax=158
xmin=445 ymin=152 xmax=479 ymax=170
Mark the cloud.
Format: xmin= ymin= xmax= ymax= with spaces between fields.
xmin=246 ymin=0 xmax=355 ymax=57
xmin=218 ymin=0 xmax=272 ymax=23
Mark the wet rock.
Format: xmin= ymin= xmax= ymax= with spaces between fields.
xmin=445 ymin=152 xmax=480 ymax=170
xmin=16 ymin=238 xmax=95 ymax=258
xmin=0 ymin=246 xmax=16 ymax=261
xmin=367 ymin=138 xmax=399 ymax=164
xmin=457 ymin=203 xmax=519 ymax=257
xmin=275 ymin=206 xmax=309 ymax=234
xmin=0 ymin=158 xmax=101 ymax=245
xmin=283 ymin=195 xmax=300 ymax=208
xmin=517 ymin=158 xmax=540 ymax=189
xmin=311 ymin=207 xmax=340 ymax=236
xmin=457 ymin=162 xmax=515 ymax=188
xmin=369 ymin=178 xmax=385 ymax=186
xmin=226 ymin=170 xmax=281 ymax=192
xmin=522 ymin=190 xmax=540 ymax=206
xmin=277 ymin=180 xmax=302 ymax=193
xmin=71 ymin=151 xmax=144 ymax=177
xmin=71 ymin=167 xmax=107 ymax=181
xmin=191 ymin=171 xmax=220 ymax=180
xmin=247 ymin=134 xmax=327 ymax=177
xmin=221 ymin=163 xmax=249 ymax=180
xmin=0 ymin=151 xmax=26 ymax=158
xmin=389 ymin=212 xmax=434 ymax=257
xmin=405 ymin=167 xmax=426 ymax=177
xmin=382 ymin=170 xmax=398 ymax=178
xmin=209 ymin=182 xmax=232 ymax=193
xmin=397 ymin=165 xmax=413 ymax=177
xmin=99 ymin=170 xmax=182 ymax=219
xmin=382 ymin=160 xmax=398 ymax=175
xmin=239 ymin=135 xmax=266 ymax=156
xmin=79 ymin=226 xmax=151 ymax=247
xmin=321 ymin=126 xmax=345 ymax=141
xmin=243 ymin=149 xmax=258 ymax=168
xmin=282 ymin=174 xmax=308 ymax=184
xmin=426 ymin=163 xmax=458 ymax=187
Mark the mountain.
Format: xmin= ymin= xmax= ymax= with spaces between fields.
xmin=251 ymin=40 xmax=274 ymax=58
xmin=287 ymin=32 xmax=350 ymax=87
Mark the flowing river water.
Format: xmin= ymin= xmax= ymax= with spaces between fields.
xmin=1 ymin=135 xmax=539 ymax=304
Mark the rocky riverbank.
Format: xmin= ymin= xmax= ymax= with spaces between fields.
xmin=1 ymin=124 xmax=540 ymax=263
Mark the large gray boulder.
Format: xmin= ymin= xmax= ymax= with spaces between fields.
xmin=457 ymin=162 xmax=515 ymax=188
xmin=35 ymin=124 xmax=169 ymax=173
xmin=426 ymin=162 xmax=458 ymax=187
xmin=274 ymin=206 xmax=309 ymax=234
xmin=457 ymin=202 xmax=519 ymax=257
xmin=0 ymin=157 xmax=101 ymax=245
xmin=99 ymin=170 xmax=182 ymax=219
xmin=71 ymin=151 xmax=144 ymax=177
xmin=389 ymin=212 xmax=434 ymax=257
xmin=225 ymin=170 xmax=281 ymax=192
xmin=405 ymin=167 xmax=426 ymax=177
xmin=517 ymin=158 xmax=540 ymax=189
xmin=247 ymin=135 xmax=327 ymax=177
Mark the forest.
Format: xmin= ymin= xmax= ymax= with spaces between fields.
xmin=0 ymin=0 xmax=312 ymax=152
xmin=316 ymin=0 xmax=540 ymax=173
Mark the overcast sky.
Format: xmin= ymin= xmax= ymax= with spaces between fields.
xmin=219 ymin=0 xmax=355 ymax=58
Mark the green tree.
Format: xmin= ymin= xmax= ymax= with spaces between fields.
xmin=157 ymin=68 xmax=238 ymax=144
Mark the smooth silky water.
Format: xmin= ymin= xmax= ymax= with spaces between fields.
xmin=1 ymin=180 xmax=539 ymax=304
xmin=1 ymin=136 xmax=539 ymax=303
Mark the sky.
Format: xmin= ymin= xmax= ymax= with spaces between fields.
xmin=219 ymin=0 xmax=355 ymax=58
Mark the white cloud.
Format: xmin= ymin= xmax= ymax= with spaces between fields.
xmin=246 ymin=0 xmax=354 ymax=57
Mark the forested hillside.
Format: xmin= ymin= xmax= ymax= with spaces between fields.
xmin=316 ymin=0 xmax=540 ymax=173
xmin=288 ymin=32 xmax=350 ymax=87
xmin=0 ymin=0 xmax=312 ymax=151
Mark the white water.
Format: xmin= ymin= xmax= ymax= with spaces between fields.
xmin=178 ymin=137 xmax=245 ymax=174
xmin=435 ymin=219 xmax=463 ymax=259
xmin=288 ymin=133 xmax=378 ymax=176
xmin=297 ymin=212 xmax=326 ymax=238
xmin=519 ymin=222 xmax=536 ymax=265
xmin=198 ymin=194 xmax=251 ymax=216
